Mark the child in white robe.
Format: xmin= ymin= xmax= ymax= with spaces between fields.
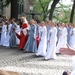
xmin=69 ymin=24 xmax=75 ymax=49
xmin=3 ymin=20 xmax=12 ymax=47
xmin=15 ymin=21 xmax=20 ymax=45
xmin=45 ymin=22 xmax=57 ymax=60
xmin=36 ymin=21 xmax=47 ymax=56
xmin=0 ymin=21 xmax=7 ymax=46
xmin=56 ymin=23 xmax=67 ymax=53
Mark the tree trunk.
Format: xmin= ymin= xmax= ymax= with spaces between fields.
xmin=10 ymin=0 xmax=18 ymax=20
xmin=49 ymin=0 xmax=59 ymax=21
xmin=43 ymin=14 xmax=47 ymax=21
xmin=70 ymin=1 xmax=75 ymax=23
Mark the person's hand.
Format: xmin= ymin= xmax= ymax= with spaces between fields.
xmin=12 ymin=27 xmax=15 ymax=31
xmin=60 ymin=34 xmax=62 ymax=36
xmin=48 ymin=40 xmax=50 ymax=42
xmin=59 ymin=44 xmax=72 ymax=55
xmin=71 ymin=33 xmax=74 ymax=36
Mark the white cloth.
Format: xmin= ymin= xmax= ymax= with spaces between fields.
xmin=22 ymin=28 xmax=28 ymax=36
xmin=71 ymin=56 xmax=75 ymax=75
xmin=15 ymin=25 xmax=20 ymax=45
xmin=0 ymin=25 xmax=7 ymax=46
xmin=69 ymin=28 xmax=75 ymax=49
xmin=45 ymin=27 xmax=57 ymax=59
xmin=36 ymin=26 xmax=47 ymax=56
xmin=56 ymin=27 xmax=67 ymax=53
xmin=3 ymin=24 xmax=12 ymax=47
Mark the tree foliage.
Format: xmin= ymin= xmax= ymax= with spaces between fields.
xmin=53 ymin=2 xmax=72 ymax=23
xmin=34 ymin=0 xmax=52 ymax=21
xmin=4 ymin=0 xmax=20 ymax=7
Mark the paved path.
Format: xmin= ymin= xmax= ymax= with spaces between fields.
xmin=0 ymin=46 xmax=72 ymax=75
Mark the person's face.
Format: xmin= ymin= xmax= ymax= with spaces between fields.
xmin=21 ymin=19 xmax=24 ymax=23
xmin=29 ymin=20 xmax=35 ymax=25
xmin=41 ymin=22 xmax=45 ymax=27
xmin=2 ymin=21 xmax=5 ymax=25
xmin=67 ymin=72 xmax=70 ymax=75
xmin=48 ymin=21 xmax=51 ymax=26
xmin=62 ymin=24 xmax=65 ymax=28
xmin=58 ymin=23 xmax=61 ymax=27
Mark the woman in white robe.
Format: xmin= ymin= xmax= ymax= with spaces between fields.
xmin=69 ymin=24 xmax=75 ymax=49
xmin=56 ymin=23 xmax=67 ymax=53
xmin=36 ymin=21 xmax=47 ymax=56
xmin=15 ymin=24 xmax=20 ymax=45
xmin=0 ymin=21 xmax=7 ymax=46
xmin=45 ymin=22 xmax=57 ymax=60
xmin=3 ymin=21 xmax=12 ymax=47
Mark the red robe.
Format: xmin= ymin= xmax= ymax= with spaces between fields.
xmin=36 ymin=34 xmax=40 ymax=48
xmin=16 ymin=23 xmax=28 ymax=50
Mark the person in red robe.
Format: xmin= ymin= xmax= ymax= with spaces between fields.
xmin=15 ymin=17 xmax=29 ymax=50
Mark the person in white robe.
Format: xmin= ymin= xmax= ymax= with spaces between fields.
xmin=0 ymin=21 xmax=7 ymax=46
xmin=36 ymin=21 xmax=47 ymax=56
xmin=45 ymin=22 xmax=57 ymax=60
xmin=15 ymin=21 xmax=20 ymax=45
xmin=9 ymin=18 xmax=17 ymax=48
xmin=69 ymin=24 xmax=75 ymax=49
xmin=56 ymin=22 xmax=61 ymax=45
xmin=3 ymin=20 xmax=12 ymax=47
xmin=46 ymin=20 xmax=51 ymax=38
xmin=56 ymin=23 xmax=67 ymax=53
xmin=67 ymin=24 xmax=72 ymax=45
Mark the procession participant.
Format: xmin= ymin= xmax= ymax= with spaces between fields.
xmin=9 ymin=18 xmax=17 ymax=48
xmin=46 ymin=20 xmax=51 ymax=38
xmin=23 ymin=19 xmax=37 ymax=53
xmin=35 ymin=20 xmax=40 ymax=48
xmin=15 ymin=20 xmax=20 ymax=45
xmin=67 ymin=23 xmax=72 ymax=45
xmin=36 ymin=21 xmax=47 ymax=56
xmin=56 ymin=22 xmax=61 ymax=45
xmin=69 ymin=24 xmax=75 ymax=49
xmin=0 ymin=20 xmax=7 ymax=46
xmin=56 ymin=23 xmax=67 ymax=53
xmin=15 ymin=17 xmax=29 ymax=50
xmin=45 ymin=22 xmax=57 ymax=60
xmin=3 ymin=20 xmax=12 ymax=47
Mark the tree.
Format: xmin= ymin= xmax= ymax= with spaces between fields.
xmin=4 ymin=0 xmax=19 ymax=19
xmin=49 ymin=0 xmax=60 ymax=21
xmin=10 ymin=0 xmax=18 ymax=19
xmin=34 ymin=0 xmax=51 ymax=21
xmin=70 ymin=0 xmax=75 ymax=23
xmin=53 ymin=2 xmax=72 ymax=23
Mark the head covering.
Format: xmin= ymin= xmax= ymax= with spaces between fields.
xmin=21 ymin=16 xmax=28 ymax=24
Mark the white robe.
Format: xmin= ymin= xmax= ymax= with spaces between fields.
xmin=56 ymin=27 xmax=67 ymax=53
xmin=69 ymin=28 xmax=75 ymax=49
xmin=15 ymin=25 xmax=20 ymax=45
xmin=71 ymin=56 xmax=75 ymax=75
xmin=45 ymin=27 xmax=57 ymax=59
xmin=3 ymin=24 xmax=12 ymax=47
xmin=0 ymin=25 xmax=7 ymax=46
xmin=36 ymin=26 xmax=47 ymax=56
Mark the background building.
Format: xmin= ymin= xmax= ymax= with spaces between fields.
xmin=0 ymin=0 xmax=35 ymax=19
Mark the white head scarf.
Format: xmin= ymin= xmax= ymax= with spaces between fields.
xmin=21 ymin=16 xmax=28 ymax=24
xmin=24 ymin=18 xmax=28 ymax=24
